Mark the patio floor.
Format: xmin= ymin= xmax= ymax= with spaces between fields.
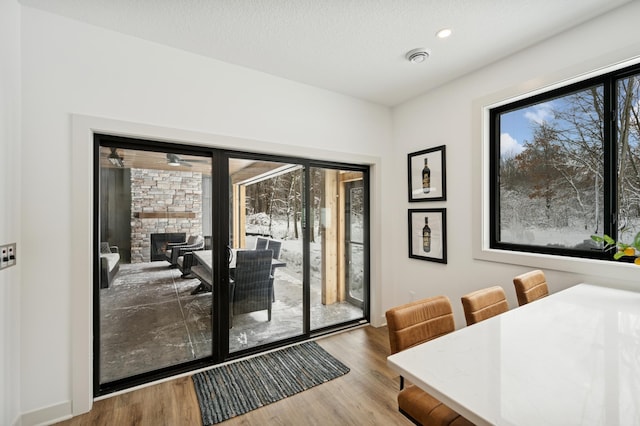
xmin=99 ymin=261 xmax=363 ymax=383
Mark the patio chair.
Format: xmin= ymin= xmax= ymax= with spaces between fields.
xmin=164 ymin=235 xmax=204 ymax=268
xmin=99 ymin=242 xmax=120 ymax=289
xmin=230 ymin=249 xmax=274 ymax=327
xmin=266 ymin=239 xmax=282 ymax=259
xmin=255 ymin=236 xmax=269 ymax=250
xmin=266 ymin=239 xmax=282 ymax=301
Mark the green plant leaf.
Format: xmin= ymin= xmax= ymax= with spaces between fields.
xmin=590 ymin=233 xmax=640 ymax=264
xmin=613 ymin=251 xmax=625 ymax=260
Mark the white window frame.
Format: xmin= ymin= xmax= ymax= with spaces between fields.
xmin=472 ymin=56 xmax=640 ymax=283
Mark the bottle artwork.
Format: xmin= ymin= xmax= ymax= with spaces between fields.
xmin=422 ymin=158 xmax=431 ymax=194
xmin=422 ymin=217 xmax=431 ymax=253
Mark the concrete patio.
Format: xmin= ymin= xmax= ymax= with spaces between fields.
xmin=99 ymin=261 xmax=363 ymax=383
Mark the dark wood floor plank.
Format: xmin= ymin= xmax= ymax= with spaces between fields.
xmin=55 ymin=326 xmax=412 ymax=426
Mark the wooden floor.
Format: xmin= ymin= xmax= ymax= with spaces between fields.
xmin=55 ymin=325 xmax=413 ymax=426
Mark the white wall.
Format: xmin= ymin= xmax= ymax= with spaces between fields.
xmin=20 ymin=6 xmax=392 ymax=423
xmin=390 ymin=1 xmax=640 ymax=327
xmin=0 ymin=0 xmax=22 ymax=425
xmin=20 ymin=0 xmax=640 ymax=422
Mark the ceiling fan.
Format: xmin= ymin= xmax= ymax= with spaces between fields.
xmin=107 ymin=147 xmax=124 ymax=168
xmin=166 ymin=153 xmax=209 ymax=167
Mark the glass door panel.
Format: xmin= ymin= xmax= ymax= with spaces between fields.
xmin=228 ymin=157 xmax=304 ymax=353
xmin=310 ymin=168 xmax=365 ymax=330
xmin=97 ymin=143 xmax=213 ymax=386
xmin=345 ymin=180 xmax=364 ymax=307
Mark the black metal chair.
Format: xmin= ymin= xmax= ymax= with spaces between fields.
xmin=178 ymin=252 xmax=196 ymax=278
xmin=179 ymin=235 xmax=212 ymax=278
xmin=164 ymin=235 xmax=204 ymax=268
xmin=230 ymin=249 xmax=273 ymax=327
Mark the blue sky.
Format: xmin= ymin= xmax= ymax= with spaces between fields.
xmin=500 ymin=102 xmax=555 ymax=158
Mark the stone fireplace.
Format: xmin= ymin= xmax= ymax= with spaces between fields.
xmin=130 ymin=168 xmax=203 ymax=263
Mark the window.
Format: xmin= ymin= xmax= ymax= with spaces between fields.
xmin=490 ymin=63 xmax=640 ymax=261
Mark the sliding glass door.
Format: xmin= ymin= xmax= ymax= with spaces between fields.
xmin=96 ymin=137 xmax=214 ymax=392
xmin=95 ymin=136 xmax=369 ymax=395
xmin=309 ymin=167 xmax=367 ymax=331
xmin=227 ymin=157 xmax=305 ymax=353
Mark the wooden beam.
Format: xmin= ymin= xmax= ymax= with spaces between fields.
xmin=337 ymin=178 xmax=346 ymax=303
xmin=133 ymin=212 xmax=196 ymax=219
xmin=231 ymin=183 xmax=247 ymax=249
xmin=321 ymin=170 xmax=339 ymax=305
xmin=339 ymin=171 xmax=363 ymax=183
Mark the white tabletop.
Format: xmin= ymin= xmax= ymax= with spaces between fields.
xmin=193 ymin=249 xmax=285 ymax=272
xmin=387 ymin=284 xmax=640 ymax=426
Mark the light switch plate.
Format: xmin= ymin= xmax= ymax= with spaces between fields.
xmin=0 ymin=246 xmax=7 ymax=269
xmin=7 ymin=243 xmax=16 ymax=266
xmin=0 ymin=243 xmax=16 ymax=270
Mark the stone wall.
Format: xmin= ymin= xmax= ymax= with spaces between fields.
xmin=130 ymin=168 xmax=203 ymax=263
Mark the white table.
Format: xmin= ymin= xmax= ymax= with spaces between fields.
xmin=190 ymin=249 xmax=286 ymax=294
xmin=387 ymin=284 xmax=640 ymax=426
xmin=193 ymin=249 xmax=285 ymax=272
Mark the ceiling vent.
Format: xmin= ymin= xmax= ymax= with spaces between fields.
xmin=406 ymin=48 xmax=430 ymax=64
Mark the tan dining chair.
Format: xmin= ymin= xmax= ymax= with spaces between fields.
xmin=513 ymin=269 xmax=549 ymax=306
xmin=386 ymin=296 xmax=474 ymax=426
xmin=461 ymin=286 xmax=509 ymax=326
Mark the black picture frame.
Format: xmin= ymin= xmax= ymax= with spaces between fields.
xmin=407 ymin=145 xmax=446 ymax=202
xmin=408 ymin=208 xmax=447 ymax=263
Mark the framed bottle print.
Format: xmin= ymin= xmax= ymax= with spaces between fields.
xmin=408 ymin=208 xmax=447 ymax=263
xmin=407 ymin=145 xmax=446 ymax=202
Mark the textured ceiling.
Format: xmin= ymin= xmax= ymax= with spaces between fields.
xmin=20 ymin=0 xmax=631 ymax=106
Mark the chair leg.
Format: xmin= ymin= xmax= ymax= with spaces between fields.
xmin=398 ymin=408 xmax=421 ymax=426
xmin=268 ymin=284 xmax=273 ymax=320
xmin=190 ymin=282 xmax=211 ymax=295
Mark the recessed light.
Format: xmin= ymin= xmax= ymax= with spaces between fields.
xmin=406 ymin=48 xmax=430 ymax=64
xmin=436 ymin=28 xmax=452 ymax=39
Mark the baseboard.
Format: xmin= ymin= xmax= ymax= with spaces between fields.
xmin=21 ymin=401 xmax=72 ymax=426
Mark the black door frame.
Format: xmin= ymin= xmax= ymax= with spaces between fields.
xmin=93 ymin=134 xmax=370 ymax=396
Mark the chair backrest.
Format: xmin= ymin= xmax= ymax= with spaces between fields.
xmin=187 ymin=235 xmax=204 ymax=246
xmin=232 ymin=249 xmax=274 ymax=315
xmin=513 ymin=269 xmax=549 ymax=306
xmin=385 ymin=295 xmax=455 ymax=355
xmin=461 ymin=286 xmax=509 ymax=326
xmin=255 ymin=236 xmax=269 ymax=250
xmin=266 ymin=239 xmax=282 ymax=259
xmin=186 ymin=235 xmax=205 ymax=250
